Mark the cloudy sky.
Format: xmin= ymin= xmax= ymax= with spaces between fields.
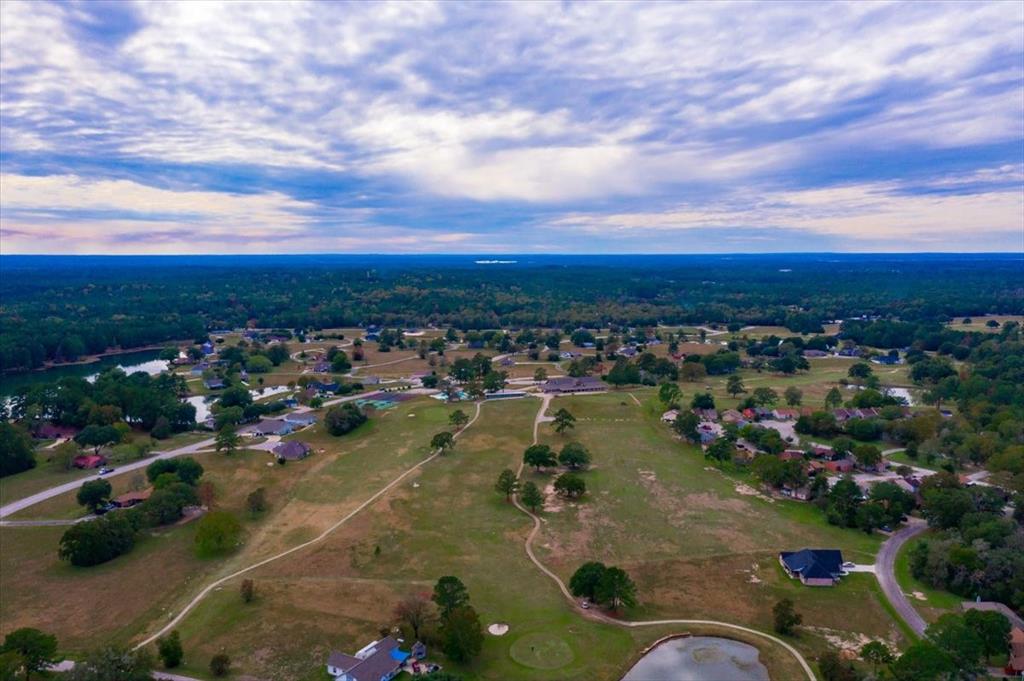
xmin=1 ymin=0 xmax=1022 ymax=254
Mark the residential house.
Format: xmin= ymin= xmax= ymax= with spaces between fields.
xmin=803 ymin=349 xmax=829 ymax=358
xmin=326 ymin=636 xmax=422 ymax=681
xmin=542 ymin=376 xmax=605 ymax=394
xmin=559 ymin=351 xmax=582 ymax=360
xmin=72 ymin=454 xmax=106 ymax=469
xmin=204 ymin=378 xmax=226 ymax=390
xmin=191 ymin=362 xmax=210 ymax=375
xmin=33 ymin=422 xmax=79 ymax=440
xmin=485 ymin=390 xmax=528 ymax=400
xmin=247 ymin=419 xmax=293 ymax=436
xmin=824 ymin=458 xmax=855 ymax=473
xmin=837 ymin=347 xmax=863 ymax=357
xmin=273 ymin=440 xmax=312 ymax=461
xmin=720 ymin=409 xmax=745 ymax=425
xmin=772 ymin=408 xmax=800 ymax=420
xmin=618 ymin=346 xmax=638 ymax=358
xmin=113 ymin=488 xmax=152 ymax=508
xmin=779 ymin=450 xmax=805 ymax=462
xmin=871 ymin=354 xmax=901 ymax=365
xmin=309 ymin=380 xmax=340 ymax=394
xmin=313 ymin=361 xmax=332 ymax=373
xmin=779 ymin=549 xmax=845 ymax=586
xmin=284 ymin=412 xmax=317 ymax=427
xmin=781 ymin=484 xmax=811 ymax=501
xmin=362 ymin=376 xmax=382 ymax=386
xmin=499 ymin=356 xmax=515 ymax=367
xmin=833 ymin=408 xmax=855 ymax=422
xmin=693 ymin=408 xmax=718 ymax=422
xmin=661 ymin=409 xmax=680 ymax=423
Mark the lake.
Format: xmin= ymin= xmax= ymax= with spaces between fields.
xmin=621 ymin=636 xmax=770 ymax=681
xmin=0 ymin=350 xmax=167 ymax=398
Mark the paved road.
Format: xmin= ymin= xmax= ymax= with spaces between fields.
xmin=0 ymin=437 xmax=216 ymax=519
xmin=874 ymin=517 xmax=929 ymax=637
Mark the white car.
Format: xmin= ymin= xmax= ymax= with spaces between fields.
xmin=98 ymin=467 xmax=115 ymax=475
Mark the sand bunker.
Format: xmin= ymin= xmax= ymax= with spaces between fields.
xmin=488 ymin=623 xmax=509 ymax=636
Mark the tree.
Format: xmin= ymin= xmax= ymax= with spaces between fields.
xmin=209 ymin=653 xmax=231 ymax=677
xmin=394 ymin=593 xmax=433 ymax=640
xmin=553 ymin=408 xmax=576 ymax=434
xmin=156 ymin=630 xmax=183 ymax=669
xmin=170 ymin=458 xmax=204 ymax=486
xmin=494 ymin=469 xmax=519 ymax=500
xmin=431 ymin=431 xmax=455 ymax=454
xmin=784 ymin=386 xmax=803 ymax=406
xmin=533 ymin=367 xmax=548 ymax=382
xmin=773 ymin=598 xmax=802 ymax=635
xmin=853 ymin=444 xmax=882 ymax=469
xmin=553 ymin=472 xmax=586 ymax=498
xmin=50 ymin=440 xmax=80 ymax=472
xmin=59 ymin=513 xmax=136 ymax=566
xmin=595 ymin=566 xmax=637 ymax=611
xmin=726 ymin=375 xmax=746 ymax=397
xmin=441 ymin=605 xmax=484 ymax=663
xmin=569 ymin=561 xmax=607 ymax=600
xmin=235 ymin=578 xmax=256 ymax=604
xmin=818 ymin=650 xmax=858 ymax=681
xmin=704 ymin=437 xmax=734 ymax=461
xmin=325 ymin=402 xmax=367 ymax=436
xmin=848 ymin=362 xmax=873 ymax=380
xmin=449 ymin=409 xmax=469 ymax=430
xmin=890 ymin=641 xmax=955 ymax=681
xmin=214 ymin=425 xmax=240 ymax=454
xmin=1 ymin=628 xmax=57 ymax=680
xmin=672 ymin=411 xmax=701 ymax=443
xmin=77 ymin=479 xmax=112 ymax=511
xmin=751 ymin=387 xmax=778 ymax=407
xmin=825 ymin=386 xmax=843 ymax=410
xmin=520 ymin=481 xmax=543 ymax=512
xmin=690 ymin=392 xmax=715 ymax=409
xmin=432 ymin=576 xmax=469 ymax=619
xmin=925 ymin=613 xmax=983 ymax=673
xmin=855 ymin=502 xmax=888 ymax=534
xmin=194 ymin=510 xmax=242 ymax=557
xmin=558 ymin=442 xmax=591 ymax=470
xmin=860 ymin=641 xmax=893 ymax=676
xmin=658 ymin=382 xmax=682 ymax=407
xmin=75 ymin=424 xmax=121 ymax=454
xmin=523 ymin=444 xmax=557 ymax=471
xmin=67 ymin=646 xmax=153 ymax=681
xmin=963 ymin=609 xmax=1011 ymax=663
xmin=246 ymin=487 xmax=267 ymax=516
xmin=680 ymin=362 xmax=707 ymax=382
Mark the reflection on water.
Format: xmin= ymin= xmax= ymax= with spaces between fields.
xmin=622 ymin=637 xmax=770 ymax=681
xmin=0 ymin=350 xmax=166 ymax=398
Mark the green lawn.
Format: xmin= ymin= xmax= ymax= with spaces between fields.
xmin=893 ymin=532 xmax=962 ymax=624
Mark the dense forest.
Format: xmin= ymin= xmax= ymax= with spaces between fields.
xmin=1 ymin=254 xmax=1021 ymax=373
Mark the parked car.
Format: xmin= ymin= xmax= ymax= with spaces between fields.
xmin=94 ymin=502 xmax=117 ymax=515
xmin=580 ymin=599 xmax=590 ymax=609
xmin=98 ymin=467 xmax=115 ymax=475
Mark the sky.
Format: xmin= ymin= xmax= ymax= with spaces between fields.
xmin=1 ymin=1 xmax=1023 ymax=255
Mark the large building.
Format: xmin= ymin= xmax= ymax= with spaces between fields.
xmin=326 ymin=636 xmax=425 ymax=681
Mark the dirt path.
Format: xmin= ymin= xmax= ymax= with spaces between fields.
xmin=132 ymin=400 xmax=484 ymax=651
xmin=511 ymin=395 xmax=816 ymax=681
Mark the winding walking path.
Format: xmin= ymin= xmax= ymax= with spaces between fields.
xmin=133 ymin=401 xmax=483 ymax=650
xmin=511 ymin=394 xmax=817 ymax=681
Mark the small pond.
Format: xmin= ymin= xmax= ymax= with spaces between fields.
xmin=621 ymin=636 xmax=770 ymax=681
xmin=0 ymin=350 xmax=166 ymax=398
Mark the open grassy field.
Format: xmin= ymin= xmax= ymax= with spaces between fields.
xmin=893 ymin=532 xmax=962 ymax=625
xmin=946 ymin=315 xmax=1024 ymax=332
xmin=4 ymin=387 xmax=908 ymax=679
xmin=530 ymin=391 xmax=904 ymax=661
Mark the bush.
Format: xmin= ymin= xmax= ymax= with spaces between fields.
xmin=59 ymin=514 xmax=136 ymax=567
xmin=194 ymin=510 xmax=243 ymax=557
xmin=210 ymin=653 xmax=231 ymax=677
xmin=325 ymin=402 xmax=367 ymax=436
xmin=157 ymin=630 xmax=183 ymax=668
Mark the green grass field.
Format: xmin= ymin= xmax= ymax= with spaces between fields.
xmin=3 ymin=390 xmax=909 ymax=680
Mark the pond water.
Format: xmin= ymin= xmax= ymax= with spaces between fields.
xmin=0 ymin=350 xmax=167 ymax=398
xmin=621 ymin=637 xmax=770 ymax=681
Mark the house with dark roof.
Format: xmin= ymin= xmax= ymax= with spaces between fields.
xmin=284 ymin=412 xmax=317 ymax=427
xmin=246 ymin=419 xmax=293 ymax=436
xmin=326 ymin=636 xmax=423 ymax=681
xmin=542 ymin=376 xmax=605 ymax=394
xmin=204 ymin=378 xmax=225 ymax=390
xmin=113 ymin=488 xmax=152 ymax=508
xmin=273 ymin=440 xmax=311 ymax=461
xmin=779 ymin=549 xmax=845 ymax=586
xmin=309 ymin=380 xmax=340 ymax=394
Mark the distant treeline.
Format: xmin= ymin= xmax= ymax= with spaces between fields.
xmin=2 ymin=255 xmax=1021 ymax=373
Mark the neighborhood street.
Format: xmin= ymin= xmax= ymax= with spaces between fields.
xmin=0 ymin=437 xmax=214 ymax=519
xmin=874 ymin=517 xmax=929 ymax=636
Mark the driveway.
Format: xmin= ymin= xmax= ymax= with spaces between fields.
xmin=874 ymin=517 xmax=929 ymax=636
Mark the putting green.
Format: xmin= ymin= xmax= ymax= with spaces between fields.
xmin=509 ymin=632 xmax=575 ymax=669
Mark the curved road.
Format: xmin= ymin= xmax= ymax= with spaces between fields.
xmin=513 ymin=395 xmax=817 ymax=681
xmin=874 ymin=518 xmax=929 ymax=637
